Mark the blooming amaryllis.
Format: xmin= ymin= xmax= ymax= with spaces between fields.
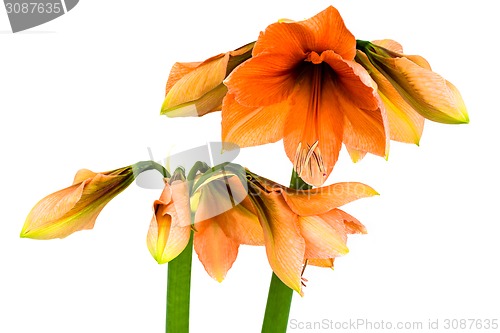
xmin=147 ymin=164 xmax=377 ymax=294
xmin=245 ymin=170 xmax=375 ymax=294
xmin=222 ymin=6 xmax=389 ymax=187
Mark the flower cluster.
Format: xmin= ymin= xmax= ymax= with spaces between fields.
xmin=21 ymin=162 xmax=376 ymax=295
xmin=22 ymin=5 xmax=468 ymax=299
xmin=162 ymin=6 xmax=468 ymax=186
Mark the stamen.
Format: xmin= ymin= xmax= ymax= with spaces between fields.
xmin=293 ymin=140 xmax=327 ymax=184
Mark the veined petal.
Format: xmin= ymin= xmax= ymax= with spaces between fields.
xmin=283 ymin=182 xmax=378 ymax=216
xmin=165 ymin=61 xmax=202 ymax=95
xmin=375 ymin=55 xmax=469 ymax=124
xmin=297 ymin=6 xmax=356 ymax=60
xmin=225 ymin=52 xmax=299 ymax=107
xmin=252 ymin=19 xmax=311 ymax=58
xmin=162 ymin=83 xmax=227 ymax=117
xmin=283 ymin=62 xmax=344 ymax=186
xmin=331 ymin=208 xmax=367 ymax=234
xmin=372 ymin=39 xmax=403 ymax=53
xmin=194 ymin=220 xmax=239 ymax=282
xmin=221 ymin=93 xmax=288 ymax=147
xmin=21 ymin=170 xmax=134 ymax=239
xmin=168 ymin=180 xmax=191 ymax=227
xmin=356 ymin=50 xmax=424 ymax=144
xmin=299 ymin=215 xmax=348 ymax=259
xmin=341 ymin=91 xmax=389 ymax=158
xmin=21 ymin=181 xmax=88 ymax=239
xmin=162 ymin=53 xmax=229 ymax=114
xmin=147 ymin=184 xmax=191 ymax=264
xmin=249 ymin=186 xmax=305 ymax=294
xmin=194 ymin=176 xmax=264 ymax=245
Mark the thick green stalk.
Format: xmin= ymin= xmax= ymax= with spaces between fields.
xmin=261 ymin=170 xmax=311 ymax=333
xmin=166 ymin=231 xmax=194 ymax=333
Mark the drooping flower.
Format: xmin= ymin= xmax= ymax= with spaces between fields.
xmin=21 ymin=165 xmax=140 ymax=239
xmin=161 ymin=42 xmax=254 ymax=117
xmin=146 ymin=176 xmax=192 ymax=264
xmin=245 ymin=170 xmax=377 ymax=294
xmin=222 ymin=6 xmax=389 ymax=186
xmin=356 ymin=39 xmax=469 ymax=125
xmin=147 ymin=164 xmax=264 ymax=282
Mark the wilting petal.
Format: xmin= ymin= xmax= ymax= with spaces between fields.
xmin=249 ymin=186 xmax=305 ymax=294
xmin=21 ymin=168 xmax=135 ymax=239
xmin=147 ymin=182 xmax=191 ymax=264
xmin=283 ymin=182 xmax=378 ymax=216
xmin=221 ymin=93 xmax=288 ymax=147
xmin=194 ymin=219 xmax=239 ymax=282
xmin=299 ymin=215 xmax=348 ymax=259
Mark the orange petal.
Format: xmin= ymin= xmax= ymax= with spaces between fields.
xmin=332 ymin=208 xmax=367 ymax=234
xmin=221 ymin=93 xmax=288 ymax=147
xmin=165 ymin=61 xmax=202 ymax=95
xmin=345 ymin=145 xmax=368 ymax=163
xmin=308 ymin=258 xmax=335 ymax=268
xmin=283 ymin=182 xmax=379 ymax=216
xmin=147 ymin=183 xmax=191 ymax=264
xmin=376 ymin=55 xmax=469 ymax=124
xmin=194 ymin=220 xmax=239 ymax=282
xmin=252 ymin=19 xmax=311 ymax=58
xmin=372 ymin=39 xmax=404 ymax=53
xmin=224 ymin=52 xmax=299 ymax=107
xmin=297 ymin=6 xmax=356 ymax=60
xmin=356 ymin=50 xmax=424 ymax=144
xmin=162 ymin=53 xmax=229 ymax=115
xmin=21 ymin=170 xmax=134 ymax=239
xmin=194 ymin=176 xmax=264 ymax=245
xmin=283 ymin=61 xmax=344 ymax=186
xmin=162 ymin=83 xmax=227 ymax=117
xmin=299 ymin=215 xmax=348 ymax=259
xmin=249 ymin=187 xmax=305 ymax=294
xmin=341 ymin=91 xmax=389 ymax=158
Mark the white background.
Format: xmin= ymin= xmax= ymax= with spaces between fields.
xmin=1 ymin=1 xmax=498 ymax=332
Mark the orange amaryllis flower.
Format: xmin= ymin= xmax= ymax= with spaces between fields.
xmin=161 ymin=42 xmax=254 ymax=117
xmin=245 ymin=171 xmax=377 ymax=294
xmin=222 ymin=6 xmax=389 ymax=186
xmin=21 ymin=165 xmax=138 ymax=239
xmin=356 ymin=39 xmax=469 ymax=125
xmin=147 ymin=165 xmax=264 ymax=282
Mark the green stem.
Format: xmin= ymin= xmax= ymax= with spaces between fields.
xmin=166 ymin=231 xmax=194 ymax=333
xmin=261 ymin=170 xmax=311 ymax=333
xmin=133 ymin=160 xmax=170 ymax=178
